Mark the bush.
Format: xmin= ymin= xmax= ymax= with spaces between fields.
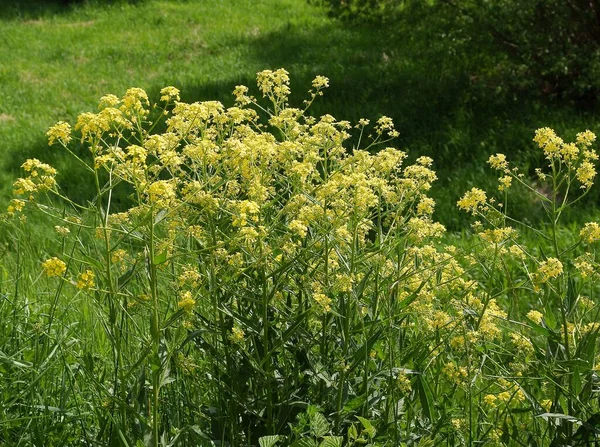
xmin=3 ymin=69 xmax=600 ymax=446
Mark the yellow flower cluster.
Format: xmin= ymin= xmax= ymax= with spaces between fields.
xmin=229 ymin=326 xmax=245 ymax=344
xmin=177 ymin=291 xmax=196 ymax=312
xmin=42 ymin=257 xmax=67 ymax=277
xmin=457 ymin=188 xmax=487 ymax=214
xmin=535 ymin=258 xmax=563 ymax=284
xmin=76 ymin=270 xmax=95 ymax=290
xmin=580 ymin=222 xmax=600 ymax=243
xmin=46 ymin=121 xmax=72 ymax=146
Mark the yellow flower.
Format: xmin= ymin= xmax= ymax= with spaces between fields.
xmin=46 ymin=121 xmax=72 ymax=146
xmin=498 ymin=175 xmax=512 ymax=191
xmin=42 ymin=257 xmax=67 ymax=277
xmin=177 ymin=291 xmax=196 ymax=312
xmin=457 ymin=188 xmax=486 ymax=213
xmin=576 ymin=130 xmax=596 ymax=147
xmin=580 ymin=222 xmax=600 ymax=243
xmin=7 ymin=199 xmax=25 ymax=216
xmin=76 ymin=270 xmax=95 ymax=290
xmin=229 ymin=326 xmax=245 ymax=344
xmin=160 ymin=86 xmax=180 ymax=102
xmin=55 ymin=226 xmax=70 ymax=236
xmin=488 ymin=153 xmax=508 ymax=171
xmin=527 ymin=310 xmax=544 ymax=324
xmin=536 ymin=258 xmax=563 ymax=283
xmin=576 ymin=161 xmax=596 ymax=189
xmin=313 ymin=293 xmax=332 ymax=313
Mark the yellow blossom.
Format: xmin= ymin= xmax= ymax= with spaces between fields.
xmin=46 ymin=121 xmax=72 ymax=146
xmin=488 ymin=153 xmax=508 ymax=171
xmin=42 ymin=257 xmax=67 ymax=277
xmin=457 ymin=188 xmax=487 ymax=214
xmin=160 ymin=86 xmax=180 ymax=102
xmin=527 ymin=310 xmax=544 ymax=324
xmin=229 ymin=326 xmax=245 ymax=344
xmin=580 ymin=222 xmax=600 ymax=243
xmin=536 ymin=258 xmax=563 ymax=283
xmin=177 ymin=291 xmax=196 ymax=312
xmin=76 ymin=270 xmax=95 ymax=290
xmin=577 ymin=130 xmax=596 ymax=147
xmin=576 ymin=161 xmax=596 ymax=189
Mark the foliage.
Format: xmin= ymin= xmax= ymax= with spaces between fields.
xmin=317 ymin=0 xmax=600 ymax=100
xmin=2 ymin=70 xmax=600 ymax=446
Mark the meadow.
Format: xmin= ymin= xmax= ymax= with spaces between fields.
xmin=1 ymin=0 xmax=600 ymax=446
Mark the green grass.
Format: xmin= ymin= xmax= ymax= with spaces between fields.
xmin=2 ymin=0 xmax=599 ymax=230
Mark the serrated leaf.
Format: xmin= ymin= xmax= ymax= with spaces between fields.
xmin=259 ymin=435 xmax=281 ymax=447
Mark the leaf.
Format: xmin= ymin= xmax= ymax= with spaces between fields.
xmin=536 ymin=413 xmax=581 ymax=423
xmin=310 ymin=411 xmax=330 ymax=438
xmin=290 ymin=439 xmax=317 ymax=447
xmin=319 ymin=436 xmax=343 ymax=447
xmin=415 ymin=373 xmax=435 ymax=423
xmin=116 ymin=262 xmax=137 ymax=290
xmin=152 ymin=250 xmax=168 ymax=266
xmin=356 ymin=416 xmax=376 ymax=438
xmin=259 ymin=435 xmax=281 ymax=447
xmin=348 ymin=329 xmax=383 ymax=373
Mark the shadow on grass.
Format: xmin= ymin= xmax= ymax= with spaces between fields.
xmin=8 ymin=12 xmax=599 ymax=229
xmin=0 ymin=0 xmax=144 ymax=20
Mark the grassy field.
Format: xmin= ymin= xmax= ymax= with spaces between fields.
xmin=1 ymin=0 xmax=599 ymax=228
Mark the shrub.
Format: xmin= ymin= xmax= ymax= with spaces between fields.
xmin=3 ymin=69 xmax=600 ymax=446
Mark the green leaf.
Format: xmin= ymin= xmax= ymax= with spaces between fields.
xmin=319 ymin=436 xmax=343 ymax=447
xmin=259 ymin=435 xmax=281 ymax=447
xmin=311 ymin=411 xmax=330 ymax=438
xmin=348 ymin=329 xmax=383 ymax=373
xmin=290 ymin=439 xmax=317 ymax=447
xmin=356 ymin=416 xmax=376 ymax=438
xmin=152 ymin=250 xmax=168 ymax=265
xmin=415 ymin=373 xmax=434 ymax=423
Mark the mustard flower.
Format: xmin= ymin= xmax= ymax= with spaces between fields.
xmin=313 ymin=293 xmax=332 ymax=313
xmin=55 ymin=226 xmax=70 ymax=236
xmin=576 ymin=130 xmax=596 ymax=147
xmin=488 ymin=153 xmax=508 ymax=171
xmin=457 ymin=188 xmax=486 ymax=213
xmin=576 ymin=161 xmax=596 ymax=188
xmin=580 ymin=222 xmax=600 ymax=243
xmin=7 ymin=199 xmax=25 ymax=216
xmin=229 ymin=326 xmax=245 ymax=344
xmin=46 ymin=121 xmax=72 ymax=146
xmin=527 ymin=310 xmax=544 ymax=324
xmin=311 ymin=75 xmax=329 ymax=89
xmin=160 ymin=86 xmax=180 ymax=102
xmin=177 ymin=291 xmax=196 ymax=312
xmin=498 ymin=175 xmax=512 ymax=191
xmin=536 ymin=258 xmax=563 ymax=283
xmin=534 ymin=127 xmax=563 ymax=159
xmin=76 ymin=270 xmax=95 ymax=290
xmin=42 ymin=257 xmax=67 ymax=277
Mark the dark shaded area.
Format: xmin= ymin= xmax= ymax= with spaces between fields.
xmin=0 ymin=0 xmax=144 ymax=20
